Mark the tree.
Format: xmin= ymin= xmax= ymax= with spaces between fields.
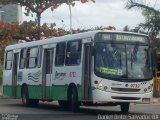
xmin=0 ymin=0 xmax=96 ymax=39
xmin=0 ymin=0 xmax=78 ymax=39
xmin=0 ymin=21 xmax=79 ymax=64
xmin=0 ymin=0 xmax=95 ymax=26
xmin=126 ymin=0 xmax=160 ymax=39
xmin=123 ymin=25 xmax=130 ymax=32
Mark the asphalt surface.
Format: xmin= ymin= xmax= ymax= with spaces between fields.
xmin=0 ymin=99 xmax=160 ymax=120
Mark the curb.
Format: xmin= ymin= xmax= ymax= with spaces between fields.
xmin=0 ymin=95 xmax=9 ymax=99
xmin=0 ymin=92 xmax=2 ymax=98
xmin=0 ymin=95 xmax=10 ymax=99
xmin=0 ymin=92 xmax=10 ymax=99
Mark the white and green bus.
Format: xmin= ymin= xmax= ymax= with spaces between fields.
xmin=3 ymin=30 xmax=153 ymax=113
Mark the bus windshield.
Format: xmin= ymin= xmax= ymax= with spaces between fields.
xmin=95 ymin=42 xmax=152 ymax=80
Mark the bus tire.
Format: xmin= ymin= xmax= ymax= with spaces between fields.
xmin=70 ymin=87 xmax=80 ymax=112
xmin=120 ymin=102 xmax=130 ymax=113
xmin=21 ymin=86 xmax=32 ymax=106
xmin=58 ymin=100 xmax=69 ymax=107
xmin=31 ymin=99 xmax=39 ymax=106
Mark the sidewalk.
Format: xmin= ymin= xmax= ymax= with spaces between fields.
xmin=0 ymin=85 xmax=3 ymax=98
xmin=152 ymin=98 xmax=160 ymax=104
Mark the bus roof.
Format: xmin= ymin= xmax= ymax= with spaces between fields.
xmin=5 ymin=30 xmax=148 ymax=51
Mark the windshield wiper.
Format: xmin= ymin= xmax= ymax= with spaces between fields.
xmin=130 ymin=44 xmax=139 ymax=69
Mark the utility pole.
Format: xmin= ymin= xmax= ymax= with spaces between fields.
xmin=37 ymin=12 xmax=41 ymax=40
xmin=68 ymin=0 xmax=72 ymax=34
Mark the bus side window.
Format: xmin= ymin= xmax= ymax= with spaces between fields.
xmin=65 ymin=40 xmax=82 ymax=65
xmin=19 ymin=48 xmax=26 ymax=69
xmin=55 ymin=42 xmax=66 ymax=66
xmin=5 ymin=51 xmax=13 ymax=70
xmin=26 ymin=47 xmax=38 ymax=68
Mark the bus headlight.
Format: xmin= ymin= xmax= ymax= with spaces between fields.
xmin=148 ymin=86 xmax=151 ymax=90
xmin=97 ymin=83 xmax=103 ymax=90
xmin=148 ymin=84 xmax=153 ymax=92
xmin=104 ymin=86 xmax=108 ymax=90
xmin=97 ymin=83 xmax=108 ymax=91
xmin=144 ymin=85 xmax=153 ymax=93
xmin=144 ymin=88 xmax=147 ymax=92
xmin=98 ymin=83 xmax=103 ymax=88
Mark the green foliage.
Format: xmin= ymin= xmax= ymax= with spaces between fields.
xmin=123 ymin=25 xmax=130 ymax=31
xmin=126 ymin=0 xmax=160 ymax=39
xmin=0 ymin=0 xmax=80 ymax=30
xmin=142 ymin=9 xmax=154 ymax=17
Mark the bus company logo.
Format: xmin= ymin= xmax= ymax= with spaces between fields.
xmin=125 ymin=84 xmax=129 ymax=87
xmin=69 ymin=72 xmax=76 ymax=77
xmin=28 ymin=71 xmax=41 ymax=82
xmin=17 ymin=71 xmax=23 ymax=81
xmin=54 ymin=71 xmax=66 ymax=80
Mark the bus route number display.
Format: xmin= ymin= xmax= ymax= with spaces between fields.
xmin=100 ymin=34 xmax=147 ymax=43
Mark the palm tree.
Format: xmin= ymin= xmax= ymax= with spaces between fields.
xmin=126 ymin=0 xmax=160 ymax=39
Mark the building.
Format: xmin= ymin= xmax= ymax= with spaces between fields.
xmin=0 ymin=4 xmax=22 ymax=23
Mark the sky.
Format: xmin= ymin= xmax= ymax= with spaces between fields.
xmin=22 ymin=0 xmax=160 ymax=31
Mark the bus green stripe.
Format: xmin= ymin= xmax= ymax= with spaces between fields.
xmin=3 ymin=85 xmax=12 ymax=97
xmin=16 ymin=85 xmax=21 ymax=98
xmin=77 ymin=86 xmax=82 ymax=101
xmin=3 ymin=85 xmax=83 ymax=101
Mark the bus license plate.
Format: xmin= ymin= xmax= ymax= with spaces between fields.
xmin=142 ymin=98 xmax=150 ymax=103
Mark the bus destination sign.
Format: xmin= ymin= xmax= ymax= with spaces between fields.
xmin=116 ymin=34 xmax=145 ymax=42
xmin=100 ymin=33 xmax=148 ymax=43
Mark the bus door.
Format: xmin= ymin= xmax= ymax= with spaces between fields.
xmin=83 ymin=42 xmax=91 ymax=100
xmin=12 ymin=52 xmax=19 ymax=97
xmin=42 ymin=48 xmax=54 ymax=99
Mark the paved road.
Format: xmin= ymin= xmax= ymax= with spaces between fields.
xmin=0 ymin=99 xmax=160 ymax=120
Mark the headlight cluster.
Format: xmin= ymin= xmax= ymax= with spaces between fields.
xmin=96 ymin=83 xmax=108 ymax=91
xmin=144 ymin=84 xmax=153 ymax=92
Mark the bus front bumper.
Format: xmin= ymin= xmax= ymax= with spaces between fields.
xmin=92 ymin=89 xmax=153 ymax=104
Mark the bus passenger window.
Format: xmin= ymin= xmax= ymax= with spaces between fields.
xmin=65 ymin=40 xmax=82 ymax=65
xmin=26 ymin=47 xmax=38 ymax=68
xmin=5 ymin=51 xmax=13 ymax=70
xmin=19 ymin=48 xmax=26 ymax=69
xmin=55 ymin=42 xmax=66 ymax=66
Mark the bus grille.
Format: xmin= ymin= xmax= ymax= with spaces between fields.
xmin=111 ymin=88 xmax=140 ymax=92
xmin=111 ymin=96 xmax=140 ymax=100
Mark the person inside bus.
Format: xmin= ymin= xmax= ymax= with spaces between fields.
xmin=66 ymin=41 xmax=81 ymax=65
xmin=96 ymin=44 xmax=118 ymax=72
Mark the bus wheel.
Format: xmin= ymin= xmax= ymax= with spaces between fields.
xmin=58 ymin=100 xmax=69 ymax=107
xmin=21 ymin=86 xmax=31 ymax=106
xmin=70 ymin=87 xmax=80 ymax=112
xmin=31 ymin=99 xmax=39 ymax=106
xmin=120 ymin=102 xmax=130 ymax=113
